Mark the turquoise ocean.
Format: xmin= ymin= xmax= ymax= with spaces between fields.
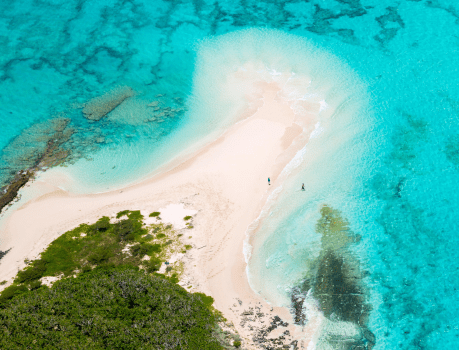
xmin=1 ymin=0 xmax=459 ymax=348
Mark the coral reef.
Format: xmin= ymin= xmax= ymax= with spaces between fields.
xmin=291 ymin=205 xmax=375 ymax=350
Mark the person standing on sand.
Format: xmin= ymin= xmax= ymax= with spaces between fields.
xmin=302 ymin=183 xmax=305 ymax=191
xmin=268 ymin=177 xmax=271 ymax=185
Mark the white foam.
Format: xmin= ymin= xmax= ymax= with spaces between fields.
xmin=209 ymin=29 xmax=372 ymax=308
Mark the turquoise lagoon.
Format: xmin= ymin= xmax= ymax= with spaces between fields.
xmin=1 ymin=0 xmax=459 ymax=348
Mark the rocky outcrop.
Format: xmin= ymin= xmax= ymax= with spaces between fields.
xmin=0 ymin=118 xmax=73 ymax=213
xmin=83 ymin=86 xmax=134 ymax=121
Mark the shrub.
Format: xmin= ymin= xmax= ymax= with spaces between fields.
xmin=169 ymin=273 xmax=179 ymax=284
xmin=92 ymin=216 xmax=110 ymax=233
xmin=150 ymin=244 xmax=162 ymax=254
xmin=233 ymin=340 xmax=241 ymax=348
xmin=184 ymin=216 xmax=192 ymax=221
xmin=113 ymin=219 xmax=138 ymax=241
xmin=28 ymin=280 xmax=42 ymax=291
xmin=144 ymin=257 xmax=162 ymax=273
xmin=15 ymin=260 xmax=47 ymax=284
xmin=156 ymin=233 xmax=166 ymax=239
xmin=194 ymin=292 xmax=214 ymax=309
xmin=149 ymin=211 xmax=160 ymax=217
xmin=88 ymin=248 xmax=112 ymax=264
xmin=0 ymin=284 xmax=28 ymax=303
xmin=131 ymin=243 xmax=161 ymax=257
xmin=116 ymin=210 xmax=130 ymax=218
xmin=127 ymin=210 xmax=143 ymax=221
xmin=0 ymin=267 xmax=224 ymax=349
xmin=185 ymin=245 xmax=192 ymax=250
xmin=130 ymin=244 xmax=149 ymax=257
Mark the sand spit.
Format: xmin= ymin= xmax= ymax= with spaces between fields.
xmin=0 ymin=85 xmax=321 ymax=348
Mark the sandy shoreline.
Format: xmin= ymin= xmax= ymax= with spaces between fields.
xmin=0 ymin=85 xmax=322 ymax=348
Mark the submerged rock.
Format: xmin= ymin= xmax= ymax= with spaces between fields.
xmin=83 ymin=86 xmax=134 ymax=121
xmin=0 ymin=171 xmax=33 ymax=213
xmin=291 ymin=205 xmax=374 ymax=349
xmin=0 ymin=118 xmax=74 ymax=213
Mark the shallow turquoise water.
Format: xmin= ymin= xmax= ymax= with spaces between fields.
xmin=1 ymin=0 xmax=459 ymax=348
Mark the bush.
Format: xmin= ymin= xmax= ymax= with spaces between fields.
xmin=116 ymin=210 xmax=130 ymax=218
xmin=128 ymin=210 xmax=143 ymax=221
xmin=131 ymin=243 xmax=162 ymax=257
xmin=0 ymin=266 xmax=224 ymax=349
xmin=233 ymin=340 xmax=241 ymax=348
xmin=150 ymin=243 xmax=162 ymax=253
xmin=130 ymin=244 xmax=149 ymax=257
xmin=28 ymin=280 xmax=42 ymax=291
xmin=92 ymin=216 xmax=110 ymax=233
xmin=144 ymin=256 xmax=162 ymax=273
xmin=113 ymin=219 xmax=139 ymax=241
xmin=0 ymin=284 xmax=28 ymax=303
xmin=149 ymin=211 xmax=160 ymax=217
xmin=87 ymin=248 xmax=113 ymax=264
xmin=194 ymin=292 xmax=214 ymax=309
xmin=184 ymin=216 xmax=192 ymax=221
xmin=15 ymin=260 xmax=47 ymax=284
xmin=143 ymin=234 xmax=154 ymax=241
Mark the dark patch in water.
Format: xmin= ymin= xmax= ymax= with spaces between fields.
xmin=445 ymin=134 xmax=459 ymax=167
xmin=314 ymin=250 xmax=365 ymax=323
xmin=0 ymin=118 xmax=74 ymax=213
xmin=291 ymin=205 xmax=375 ymax=349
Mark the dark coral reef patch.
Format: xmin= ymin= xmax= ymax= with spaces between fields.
xmin=291 ymin=205 xmax=375 ymax=350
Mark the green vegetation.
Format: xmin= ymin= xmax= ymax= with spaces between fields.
xmin=0 ymin=210 xmax=191 ymax=301
xmin=195 ymin=292 xmax=215 ymax=309
xmin=0 ymin=285 xmax=28 ymax=303
xmin=149 ymin=211 xmax=160 ymax=217
xmin=233 ymin=340 xmax=241 ymax=348
xmin=184 ymin=215 xmax=192 ymax=221
xmin=115 ymin=209 xmax=130 ymax=218
xmin=0 ymin=266 xmax=224 ymax=349
xmin=0 ymin=210 xmax=241 ymax=349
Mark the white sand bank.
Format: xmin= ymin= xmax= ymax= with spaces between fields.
xmin=0 ymin=84 xmax=322 ymax=348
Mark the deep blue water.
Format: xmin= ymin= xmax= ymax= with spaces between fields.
xmin=1 ymin=1 xmax=459 ymax=348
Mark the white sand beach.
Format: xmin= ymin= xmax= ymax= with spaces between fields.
xmin=0 ymin=84 xmax=323 ymax=348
